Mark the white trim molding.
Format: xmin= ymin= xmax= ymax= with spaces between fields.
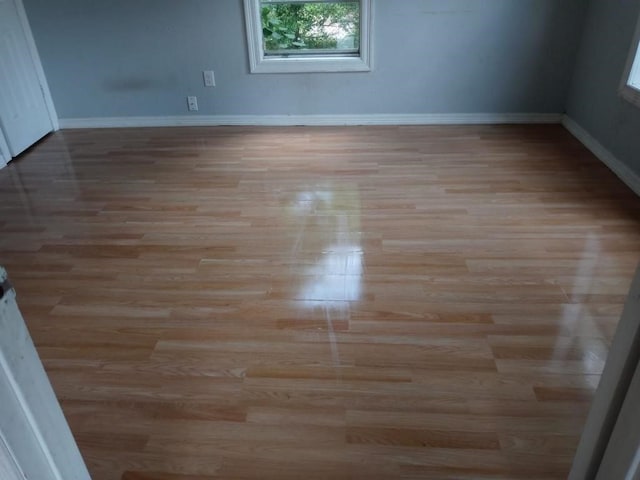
xmin=14 ymin=0 xmax=58 ymax=130
xmin=0 ymin=267 xmax=90 ymax=480
xmin=562 ymin=115 xmax=640 ymax=196
xmin=569 ymin=264 xmax=640 ymax=480
xmin=243 ymin=0 xmax=373 ymax=73
xmin=620 ymin=84 xmax=640 ymax=108
xmin=60 ymin=113 xmax=562 ymax=129
xmin=0 ymin=130 xmax=10 ymax=168
xmin=0 ymin=430 xmax=27 ymax=480
xmin=619 ymin=8 xmax=640 ymax=109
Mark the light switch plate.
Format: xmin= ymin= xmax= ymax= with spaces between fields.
xmin=203 ymin=70 xmax=215 ymax=87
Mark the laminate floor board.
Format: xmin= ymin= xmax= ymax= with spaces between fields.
xmin=1 ymin=125 xmax=639 ymax=479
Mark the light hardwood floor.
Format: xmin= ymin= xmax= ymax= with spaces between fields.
xmin=1 ymin=125 xmax=639 ymax=480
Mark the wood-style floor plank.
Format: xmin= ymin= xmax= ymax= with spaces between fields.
xmin=1 ymin=125 xmax=639 ymax=480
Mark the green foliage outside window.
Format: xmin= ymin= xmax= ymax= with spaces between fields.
xmin=261 ymin=2 xmax=360 ymax=52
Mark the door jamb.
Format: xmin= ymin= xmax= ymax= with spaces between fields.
xmin=569 ymin=264 xmax=640 ymax=479
xmin=12 ymin=0 xmax=58 ymax=131
xmin=0 ymin=130 xmax=11 ymax=167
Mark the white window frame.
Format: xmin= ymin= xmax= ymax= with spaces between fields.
xmin=620 ymin=11 xmax=640 ymax=108
xmin=243 ymin=0 xmax=372 ymax=74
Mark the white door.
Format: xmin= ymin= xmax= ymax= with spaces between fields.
xmin=0 ymin=267 xmax=91 ymax=480
xmin=0 ymin=0 xmax=52 ymax=157
xmin=594 ymin=272 xmax=640 ymax=480
xmin=595 ymin=358 xmax=640 ymax=480
xmin=569 ymin=264 xmax=640 ymax=479
xmin=0 ymin=432 xmax=27 ymax=480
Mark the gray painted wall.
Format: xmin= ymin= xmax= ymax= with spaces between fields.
xmin=23 ymin=0 xmax=587 ymax=118
xmin=566 ymin=0 xmax=640 ymax=178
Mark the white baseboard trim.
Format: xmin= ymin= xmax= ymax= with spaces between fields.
xmin=562 ymin=115 xmax=640 ymax=196
xmin=59 ymin=113 xmax=563 ymax=129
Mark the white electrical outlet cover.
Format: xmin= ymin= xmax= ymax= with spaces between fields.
xmin=203 ymin=70 xmax=215 ymax=87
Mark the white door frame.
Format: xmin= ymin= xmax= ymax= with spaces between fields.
xmin=10 ymin=0 xmax=58 ymax=132
xmin=0 ymin=267 xmax=90 ymax=480
xmin=0 ymin=430 xmax=27 ymax=480
xmin=569 ymin=264 xmax=640 ymax=479
xmin=0 ymin=130 xmax=10 ymax=167
xmin=595 ymin=354 xmax=640 ymax=479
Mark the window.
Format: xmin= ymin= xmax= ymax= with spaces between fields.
xmin=620 ymin=13 xmax=640 ymax=107
xmin=243 ymin=0 xmax=372 ymax=73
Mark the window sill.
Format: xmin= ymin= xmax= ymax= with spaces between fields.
xmin=249 ymin=56 xmax=371 ymax=74
xmin=620 ymin=84 xmax=640 ymax=109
